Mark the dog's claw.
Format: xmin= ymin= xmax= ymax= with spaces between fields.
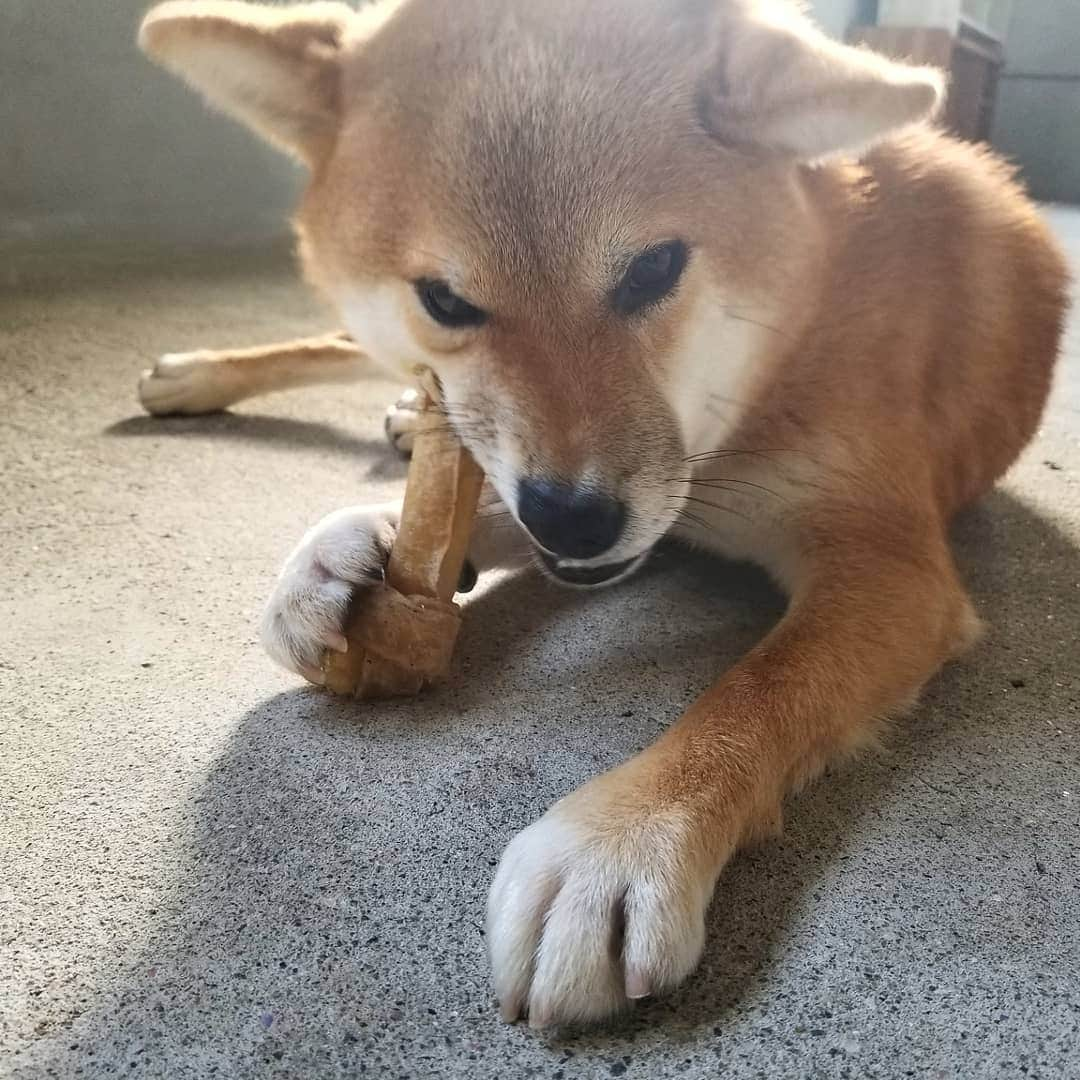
xmin=298 ymin=663 xmax=327 ymax=687
xmin=625 ymin=968 xmax=652 ymax=1000
xmin=527 ymin=1008 xmax=552 ymax=1030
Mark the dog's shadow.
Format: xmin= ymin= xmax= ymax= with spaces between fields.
xmin=36 ymin=490 xmax=1079 ymax=1071
xmin=106 ymin=412 xmax=409 ymax=480
xmin=108 ymin=412 xmax=390 ymax=460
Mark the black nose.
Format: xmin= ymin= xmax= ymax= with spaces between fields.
xmin=517 ymin=479 xmax=626 ymax=560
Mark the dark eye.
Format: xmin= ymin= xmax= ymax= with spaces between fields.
xmin=416 ymin=280 xmax=486 ymax=329
xmin=614 ymin=241 xmax=689 ymax=315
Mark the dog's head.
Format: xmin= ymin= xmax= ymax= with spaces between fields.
xmin=141 ymin=0 xmax=941 ymax=584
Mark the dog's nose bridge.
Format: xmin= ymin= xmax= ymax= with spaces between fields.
xmin=496 ymin=321 xmax=666 ymax=482
xmin=517 ymin=349 xmax=630 ymax=470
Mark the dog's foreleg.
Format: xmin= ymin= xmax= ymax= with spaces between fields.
xmin=487 ymin=510 xmax=982 ymax=1026
xmin=139 ymin=333 xmax=368 ymax=415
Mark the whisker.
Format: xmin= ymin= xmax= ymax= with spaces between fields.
xmin=721 ymin=310 xmax=798 ymax=345
xmin=413 ymin=422 xmax=494 ymax=439
xmin=667 ymin=477 xmax=791 ymax=505
xmin=671 ymin=507 xmax=712 ymax=531
xmin=665 ymin=494 xmax=754 ymax=524
xmin=682 ymin=448 xmax=806 ymax=465
xmin=705 ymin=393 xmax=756 ymax=411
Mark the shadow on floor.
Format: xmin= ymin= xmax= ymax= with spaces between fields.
xmin=107 ymin=412 xmax=411 ymax=482
xmin=32 ymin=491 xmax=1079 ymax=1075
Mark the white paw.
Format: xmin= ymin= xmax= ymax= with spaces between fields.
xmin=487 ymin=789 xmax=714 ymax=1028
xmin=139 ymin=352 xmax=240 ymax=415
xmin=384 ymin=388 xmax=424 ymax=457
xmin=260 ymin=505 xmax=397 ymax=684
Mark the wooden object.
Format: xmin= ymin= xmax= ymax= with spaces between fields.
xmin=321 ymin=387 xmax=484 ymax=698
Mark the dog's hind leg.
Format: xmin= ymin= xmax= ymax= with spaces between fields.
xmin=139 ymin=332 xmax=369 ymax=416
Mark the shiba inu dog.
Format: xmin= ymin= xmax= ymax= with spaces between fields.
xmin=138 ymin=0 xmax=1069 ymax=1028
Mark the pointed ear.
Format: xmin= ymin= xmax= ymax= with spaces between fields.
xmin=139 ymin=1 xmax=355 ymax=161
xmin=700 ymin=2 xmax=945 ymax=159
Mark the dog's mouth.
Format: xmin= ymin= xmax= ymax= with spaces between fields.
xmin=537 ymin=551 xmax=642 ymax=588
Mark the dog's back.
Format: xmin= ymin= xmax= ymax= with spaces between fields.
xmin=735 ymin=129 xmax=1070 ymax=522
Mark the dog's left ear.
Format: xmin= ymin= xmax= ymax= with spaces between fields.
xmin=139 ymin=1 xmax=355 ymax=162
xmin=700 ymin=1 xmax=945 ymax=159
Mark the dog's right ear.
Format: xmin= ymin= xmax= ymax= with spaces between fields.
xmin=139 ymin=1 xmax=355 ymax=162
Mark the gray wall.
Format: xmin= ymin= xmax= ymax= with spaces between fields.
xmin=964 ymin=0 xmax=1015 ymax=37
xmin=0 ymin=0 xmax=886 ymax=246
xmin=993 ymin=0 xmax=1080 ymax=205
xmin=0 ymin=0 xmax=302 ymax=244
xmin=811 ymin=0 xmax=864 ymax=38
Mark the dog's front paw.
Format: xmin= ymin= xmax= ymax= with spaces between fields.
xmin=260 ymin=505 xmax=397 ymax=684
xmin=139 ymin=352 xmax=241 ymax=415
xmin=487 ymin=778 xmax=718 ymax=1028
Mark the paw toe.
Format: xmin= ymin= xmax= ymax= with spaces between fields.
xmin=384 ymin=389 xmax=425 ymax=457
xmin=261 ymin=508 xmax=397 ymax=682
xmin=139 ymin=352 xmax=233 ymax=415
xmin=488 ymin=810 xmax=711 ymax=1027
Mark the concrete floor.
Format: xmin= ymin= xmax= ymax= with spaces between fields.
xmin=2 ymin=210 xmax=1078 ymax=1080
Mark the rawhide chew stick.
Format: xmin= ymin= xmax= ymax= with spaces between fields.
xmin=321 ymin=380 xmax=484 ymax=699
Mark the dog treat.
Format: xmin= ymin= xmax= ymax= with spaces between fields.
xmin=321 ymin=380 xmax=484 ymax=698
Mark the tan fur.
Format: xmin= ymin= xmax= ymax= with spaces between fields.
xmin=140 ymin=0 xmax=1070 ymax=1027
xmin=139 ymin=333 xmax=366 ymax=414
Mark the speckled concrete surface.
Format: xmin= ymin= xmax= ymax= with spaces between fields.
xmin=2 ymin=211 xmax=1078 ymax=1080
